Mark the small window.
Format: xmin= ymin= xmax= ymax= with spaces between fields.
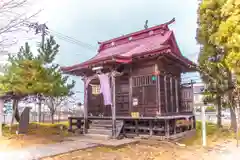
xmin=91 ymin=85 xmax=100 ymax=95
xmin=133 ymin=75 xmax=156 ymax=87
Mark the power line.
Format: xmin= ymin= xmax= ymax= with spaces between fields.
xmin=47 ymin=29 xmax=97 ymax=51
xmin=26 ymin=22 xmax=97 ymax=52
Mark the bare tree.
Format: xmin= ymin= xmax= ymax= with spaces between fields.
xmin=44 ymin=96 xmax=68 ymax=124
xmin=0 ymin=0 xmax=41 ymax=49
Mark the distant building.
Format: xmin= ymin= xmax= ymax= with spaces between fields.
xmin=193 ymin=83 xmax=208 ymax=112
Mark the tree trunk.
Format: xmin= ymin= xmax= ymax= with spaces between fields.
xmin=14 ymin=103 xmax=20 ymax=122
xmin=216 ymin=95 xmax=222 ymax=128
xmin=38 ymin=98 xmax=42 ymax=123
xmin=228 ymin=72 xmax=237 ymax=130
xmin=51 ymin=113 xmax=54 ymax=124
xmin=230 ymin=105 xmax=237 ymax=131
xmin=10 ymin=99 xmax=20 ymax=132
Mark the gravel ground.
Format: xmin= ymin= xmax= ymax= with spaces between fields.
xmin=42 ymin=139 xmax=240 ymax=160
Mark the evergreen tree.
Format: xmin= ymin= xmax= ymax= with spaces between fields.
xmin=0 ymin=43 xmax=53 ymax=129
xmin=196 ymin=0 xmax=228 ymax=128
xmin=212 ymin=0 xmax=240 ymax=77
xmin=38 ymin=36 xmax=75 ymax=123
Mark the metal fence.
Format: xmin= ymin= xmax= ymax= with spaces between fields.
xmin=3 ymin=110 xmax=83 ymax=124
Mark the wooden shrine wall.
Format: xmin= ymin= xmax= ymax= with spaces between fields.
xmin=131 ymin=62 xmax=158 ymax=116
xmin=85 ymin=57 xmax=192 ymax=117
xmin=116 ymin=75 xmax=130 ymax=116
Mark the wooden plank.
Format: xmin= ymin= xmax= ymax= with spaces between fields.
xmin=69 ymin=114 xmax=194 ymax=120
xmin=164 ymin=75 xmax=168 ymax=113
xmin=175 ymin=78 xmax=179 ymax=113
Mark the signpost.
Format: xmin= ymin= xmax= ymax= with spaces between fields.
xmin=0 ymin=99 xmax=4 ymax=137
xmin=201 ymin=105 xmax=207 ymax=146
xmin=232 ymin=71 xmax=239 ymax=147
xmin=235 ymin=91 xmax=239 ymax=147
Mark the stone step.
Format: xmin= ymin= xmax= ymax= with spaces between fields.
xmin=88 ymin=128 xmax=112 ymax=135
xmin=84 ymin=133 xmax=111 ymax=140
xmin=86 ymin=120 xmax=124 ymax=139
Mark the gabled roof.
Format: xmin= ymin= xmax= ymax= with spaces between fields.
xmin=61 ymin=18 xmax=195 ymax=74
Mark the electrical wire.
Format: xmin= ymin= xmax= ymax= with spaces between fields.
xmin=47 ymin=29 xmax=97 ymax=51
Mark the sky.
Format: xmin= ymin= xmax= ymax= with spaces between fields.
xmin=1 ymin=0 xmax=201 ymax=102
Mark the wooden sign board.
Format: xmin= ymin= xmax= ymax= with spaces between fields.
xmin=132 ymin=98 xmax=138 ymax=106
xmin=131 ymin=112 xmax=139 ymax=118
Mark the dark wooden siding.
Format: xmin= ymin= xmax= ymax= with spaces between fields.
xmin=116 ymin=75 xmax=130 ymax=116
xmin=132 ymin=74 xmax=158 ymax=116
xmin=172 ymin=78 xmax=177 ymax=112
xmin=159 ymin=74 xmax=166 ymax=114
xmin=166 ymin=76 xmax=171 ymax=113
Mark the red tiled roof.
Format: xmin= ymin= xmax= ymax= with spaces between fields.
xmin=61 ymin=18 xmax=194 ymax=73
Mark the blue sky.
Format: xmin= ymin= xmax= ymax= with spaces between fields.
xmin=19 ymin=0 xmax=201 ymax=102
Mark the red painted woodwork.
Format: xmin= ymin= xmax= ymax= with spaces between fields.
xmin=61 ymin=19 xmax=195 ymax=73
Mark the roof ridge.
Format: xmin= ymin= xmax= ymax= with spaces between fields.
xmin=98 ymin=18 xmax=175 ymax=47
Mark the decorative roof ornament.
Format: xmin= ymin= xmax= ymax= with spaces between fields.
xmin=149 ymin=30 xmax=154 ymax=35
xmin=144 ymin=20 xmax=148 ymax=29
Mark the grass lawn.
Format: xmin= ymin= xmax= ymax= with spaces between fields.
xmin=181 ymin=121 xmax=235 ymax=146
xmin=0 ymin=122 xmax=73 ymax=150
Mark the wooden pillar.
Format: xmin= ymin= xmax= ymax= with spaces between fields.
xmin=157 ymin=75 xmax=161 ymax=115
xmin=68 ymin=117 xmax=73 ymax=132
xmin=165 ymin=119 xmax=170 ymax=138
xmin=170 ymin=76 xmax=174 ymax=113
xmin=149 ymin=120 xmax=153 ymax=136
xmin=83 ymin=78 xmax=88 ymax=134
xmin=111 ymin=72 xmax=117 ymax=138
xmin=155 ymin=64 xmax=161 ymax=115
xmin=191 ymin=80 xmax=194 ymax=112
xmin=175 ymin=78 xmax=179 ymax=113
xmin=173 ymin=119 xmax=177 ymax=134
xmin=164 ymin=75 xmax=168 ymax=113
xmin=129 ymin=67 xmax=133 ymax=114
xmin=135 ymin=119 xmax=139 ymax=136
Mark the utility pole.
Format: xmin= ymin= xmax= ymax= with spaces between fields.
xmin=28 ymin=22 xmax=48 ymax=48
xmin=28 ymin=22 xmax=48 ymax=123
xmin=40 ymin=23 xmax=47 ymax=49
